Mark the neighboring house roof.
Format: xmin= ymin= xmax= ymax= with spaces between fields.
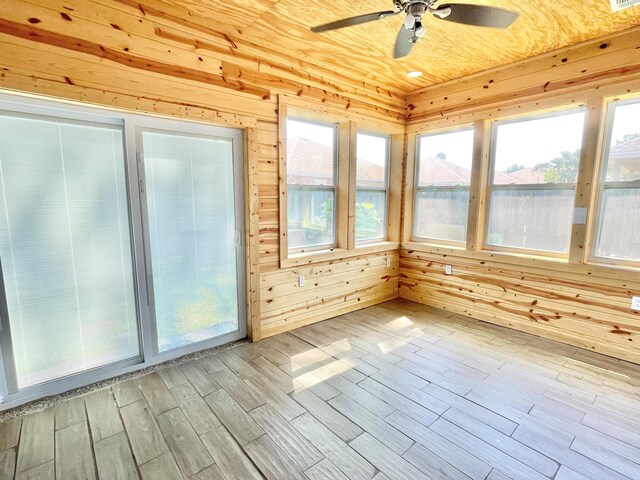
xmin=419 ymin=158 xmax=471 ymax=185
xmin=609 ymin=136 xmax=640 ymax=160
xmin=287 ymin=137 xmax=333 ymax=181
xmin=289 ymin=136 xmax=612 ymax=186
xmin=502 ymin=167 xmax=545 ymax=184
xmin=419 ymin=157 xmax=544 ymax=185
xmin=607 ymin=135 xmax=640 ymax=181
xmin=287 ymin=136 xmax=385 ymax=185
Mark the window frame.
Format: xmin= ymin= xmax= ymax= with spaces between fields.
xmin=483 ymin=106 xmax=586 ymax=258
xmin=278 ymin=96 xmax=402 ymax=268
xmin=590 ymin=95 xmax=640 ymax=267
xmin=355 ymin=130 xmax=391 ymax=245
xmin=403 ymin=83 xmax=640 ymax=276
xmin=285 ymin=116 xmax=339 ymax=254
xmin=412 ymin=125 xmax=475 ymax=247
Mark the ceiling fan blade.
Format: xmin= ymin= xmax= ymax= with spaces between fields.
xmin=394 ymin=25 xmax=415 ymax=59
xmin=434 ymin=4 xmax=519 ymax=28
xmin=311 ymin=10 xmax=399 ymax=33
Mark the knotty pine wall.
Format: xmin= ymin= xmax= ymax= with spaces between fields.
xmin=1 ymin=0 xmax=639 ymax=362
xmin=402 ymin=27 xmax=640 ymax=364
xmin=0 ymin=0 xmax=401 ymax=340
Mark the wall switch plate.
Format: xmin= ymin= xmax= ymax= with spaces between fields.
xmin=445 ymin=265 xmax=452 ymax=275
xmin=573 ymin=207 xmax=587 ymax=225
xmin=632 ymin=296 xmax=640 ymax=311
xmin=386 ymin=258 xmax=391 ymax=268
xmin=299 ymin=275 xmax=305 ymax=287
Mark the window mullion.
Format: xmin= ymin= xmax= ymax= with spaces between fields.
xmin=570 ymin=95 xmax=605 ymax=264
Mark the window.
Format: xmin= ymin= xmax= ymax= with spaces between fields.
xmin=286 ymin=118 xmax=337 ymax=252
xmin=280 ymin=99 xmax=401 ymax=265
xmin=356 ymin=133 xmax=390 ymax=243
xmin=486 ymin=109 xmax=585 ymax=255
xmin=0 ymin=112 xmax=139 ymax=389
xmin=593 ymin=98 xmax=640 ymax=264
xmin=413 ymin=127 xmax=475 ymax=244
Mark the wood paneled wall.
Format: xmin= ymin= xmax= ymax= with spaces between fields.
xmin=0 ymin=0 xmax=401 ymax=340
xmin=402 ymin=26 xmax=640 ymax=364
xmin=1 ymin=0 xmax=639 ymax=362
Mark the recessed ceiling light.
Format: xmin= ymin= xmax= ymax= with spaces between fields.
xmin=407 ymin=71 xmax=423 ymax=78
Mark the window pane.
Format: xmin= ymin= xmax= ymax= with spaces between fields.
xmin=603 ymin=102 xmax=640 ymax=182
xmin=414 ymin=189 xmax=470 ymax=242
xmin=417 ymin=129 xmax=474 ymax=186
xmin=287 ymin=188 xmax=334 ymax=250
xmin=492 ymin=111 xmax=585 ymax=185
xmin=487 ymin=189 xmax=575 ymax=253
xmin=143 ymin=131 xmax=239 ymax=353
xmin=596 ymin=188 xmax=640 ymax=261
xmin=357 ymin=133 xmax=388 ymax=188
xmin=286 ymin=119 xmax=335 ymax=186
xmin=356 ymin=190 xmax=386 ymax=241
xmin=0 ymin=114 xmax=139 ymax=389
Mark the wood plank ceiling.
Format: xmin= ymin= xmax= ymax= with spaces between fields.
xmin=142 ymin=0 xmax=640 ymax=92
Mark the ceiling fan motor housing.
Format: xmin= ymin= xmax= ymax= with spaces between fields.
xmin=406 ymin=1 xmax=429 ymax=19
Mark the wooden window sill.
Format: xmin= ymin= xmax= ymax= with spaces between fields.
xmin=281 ymin=241 xmax=399 ymax=268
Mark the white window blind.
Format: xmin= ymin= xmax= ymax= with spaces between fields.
xmin=141 ymin=130 xmax=239 ymax=352
xmin=0 ymin=113 xmax=139 ymax=388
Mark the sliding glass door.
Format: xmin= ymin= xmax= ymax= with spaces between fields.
xmin=139 ymin=129 xmax=241 ymax=353
xmin=0 ymin=112 xmax=140 ymax=390
xmin=0 ymin=95 xmax=245 ymax=406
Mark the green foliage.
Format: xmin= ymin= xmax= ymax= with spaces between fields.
xmin=176 ymin=287 xmax=221 ymax=334
xmin=355 ymin=201 xmax=382 ymax=239
xmin=436 ymin=152 xmax=447 ymax=161
xmin=534 ymin=149 xmax=580 ymax=183
xmin=320 ymin=196 xmax=333 ymax=233
xmin=504 ymin=163 xmax=525 ymax=173
xmin=174 ymin=275 xmax=237 ymax=336
xmin=615 ymin=132 xmax=640 ymax=145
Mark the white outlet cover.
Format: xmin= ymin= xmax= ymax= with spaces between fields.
xmin=299 ymin=275 xmax=305 ymax=287
xmin=386 ymin=258 xmax=391 ymax=268
xmin=573 ymin=207 xmax=587 ymax=225
xmin=632 ymin=296 xmax=640 ymax=311
xmin=445 ymin=265 xmax=452 ymax=275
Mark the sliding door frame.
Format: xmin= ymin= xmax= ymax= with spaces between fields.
xmin=131 ymin=117 xmax=247 ymax=364
xmin=0 ymin=93 xmax=247 ymax=409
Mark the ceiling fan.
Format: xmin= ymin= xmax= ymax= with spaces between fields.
xmin=310 ymin=1 xmax=519 ymax=59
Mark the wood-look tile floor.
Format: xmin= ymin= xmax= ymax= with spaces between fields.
xmin=1 ymin=299 xmax=640 ymax=480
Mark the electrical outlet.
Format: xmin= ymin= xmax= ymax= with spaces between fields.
xmin=386 ymin=257 xmax=391 ymax=268
xmin=632 ymin=296 xmax=640 ymax=311
xmin=299 ymin=275 xmax=305 ymax=287
xmin=445 ymin=265 xmax=452 ymax=275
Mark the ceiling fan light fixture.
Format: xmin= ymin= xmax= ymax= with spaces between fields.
xmin=432 ymin=6 xmax=452 ymax=19
xmin=404 ymin=14 xmax=416 ymax=29
xmin=407 ymin=70 xmax=423 ymax=77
